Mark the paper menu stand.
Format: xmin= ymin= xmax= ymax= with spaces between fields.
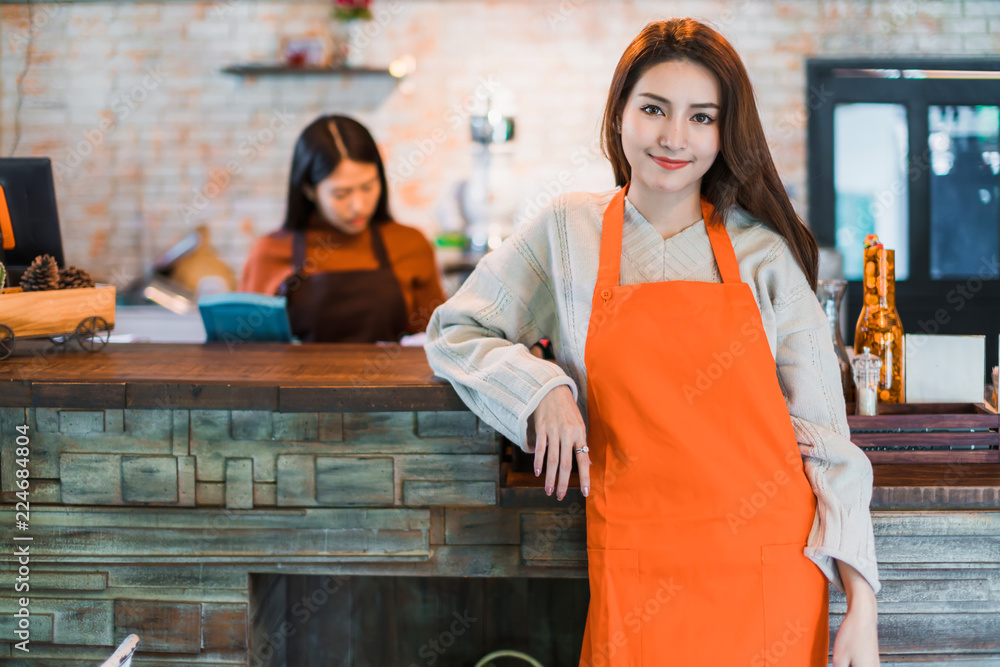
xmin=904 ymin=334 xmax=986 ymax=403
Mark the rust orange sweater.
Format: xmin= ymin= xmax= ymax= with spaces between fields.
xmin=238 ymin=221 xmax=446 ymax=334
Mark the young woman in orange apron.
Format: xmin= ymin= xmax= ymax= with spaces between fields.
xmin=575 ymin=185 xmax=829 ymax=666
xmin=525 ymin=19 xmax=881 ymax=667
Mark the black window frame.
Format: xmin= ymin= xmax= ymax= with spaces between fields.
xmin=806 ymin=57 xmax=1000 ymax=378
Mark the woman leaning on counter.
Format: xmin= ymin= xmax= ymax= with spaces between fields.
xmin=426 ymin=18 xmax=881 ymax=667
xmin=239 ymin=114 xmax=446 ymax=342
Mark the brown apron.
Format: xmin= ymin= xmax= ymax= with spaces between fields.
xmin=278 ymin=224 xmax=409 ymax=343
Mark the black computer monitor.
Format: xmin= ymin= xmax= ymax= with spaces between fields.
xmin=0 ymin=157 xmax=65 ymax=277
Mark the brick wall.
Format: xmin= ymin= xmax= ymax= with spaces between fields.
xmin=1 ymin=0 xmax=998 ymax=285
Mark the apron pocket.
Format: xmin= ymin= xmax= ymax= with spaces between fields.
xmin=585 ymin=548 xmax=642 ymax=667
xmin=760 ymin=542 xmax=831 ymax=667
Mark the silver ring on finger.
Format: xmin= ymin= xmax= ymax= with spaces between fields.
xmin=574 ymin=445 xmax=589 ymax=454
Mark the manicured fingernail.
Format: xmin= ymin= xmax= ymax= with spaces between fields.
xmin=583 ymin=486 xmax=589 ymax=497
xmin=545 ymin=486 xmax=553 ymax=495
xmin=557 ymin=492 xmax=564 ymax=500
xmin=534 ymin=467 xmax=541 ymax=476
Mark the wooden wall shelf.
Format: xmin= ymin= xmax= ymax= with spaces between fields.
xmin=221 ymin=64 xmax=396 ymax=77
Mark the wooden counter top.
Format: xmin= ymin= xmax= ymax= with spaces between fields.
xmin=0 ymin=342 xmax=465 ymax=411
xmin=3 ymin=341 xmax=998 ymax=505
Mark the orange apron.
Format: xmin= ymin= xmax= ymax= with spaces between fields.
xmin=579 ymin=186 xmax=829 ymax=666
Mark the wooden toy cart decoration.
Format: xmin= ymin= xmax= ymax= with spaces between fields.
xmin=0 ymin=284 xmax=115 ymax=360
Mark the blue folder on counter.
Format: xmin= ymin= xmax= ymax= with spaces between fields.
xmin=197 ymin=292 xmax=294 ymax=343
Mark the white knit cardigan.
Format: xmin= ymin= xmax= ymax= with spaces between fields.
xmin=424 ymin=187 xmax=882 ymax=596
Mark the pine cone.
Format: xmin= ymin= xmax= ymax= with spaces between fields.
xmin=19 ymin=254 xmax=59 ymax=292
xmin=59 ymin=265 xmax=95 ymax=289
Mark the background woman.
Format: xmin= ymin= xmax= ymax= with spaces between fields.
xmin=426 ymin=18 xmax=881 ymax=666
xmin=240 ymin=114 xmax=445 ymax=342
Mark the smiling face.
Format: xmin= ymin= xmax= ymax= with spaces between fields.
xmin=619 ymin=59 xmax=721 ymax=204
xmin=304 ymin=159 xmax=382 ymax=235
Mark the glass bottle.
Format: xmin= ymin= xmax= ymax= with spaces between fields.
xmin=854 ymin=241 xmax=905 ymax=403
xmin=816 ymin=279 xmax=855 ymax=403
xmin=852 ymin=346 xmax=883 ymax=416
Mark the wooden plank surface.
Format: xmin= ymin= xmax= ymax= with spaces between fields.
xmin=114 ymin=599 xmax=201 ymax=653
xmin=121 ymin=455 xmax=180 ymax=504
xmin=315 ymin=456 xmax=395 ymax=506
xmin=0 ymin=343 xmax=444 ymax=385
xmin=225 ymin=458 xmax=254 ymax=509
xmin=201 ymin=602 xmax=249 ymax=651
xmin=872 ymin=464 xmax=1000 ymax=486
xmin=862 ymin=448 xmax=1000 ymax=464
xmin=0 ymin=343 xmax=464 ymax=410
xmin=33 ymin=382 xmax=126 ymax=408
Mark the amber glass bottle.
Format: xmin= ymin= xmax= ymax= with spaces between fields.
xmin=854 ymin=244 xmax=905 ymax=403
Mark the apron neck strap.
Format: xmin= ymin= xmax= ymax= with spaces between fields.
xmin=702 ymin=198 xmax=742 ymax=285
xmin=290 ymin=222 xmax=392 ymax=274
xmin=292 ymin=230 xmax=307 ymax=274
xmin=368 ymin=222 xmax=392 ymax=269
xmin=596 ymin=184 xmax=743 ymax=289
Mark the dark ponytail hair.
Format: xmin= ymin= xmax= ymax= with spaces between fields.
xmin=282 ymin=114 xmax=393 ymax=232
xmin=600 ymin=18 xmax=819 ymax=290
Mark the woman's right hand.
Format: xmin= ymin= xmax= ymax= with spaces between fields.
xmin=531 ymin=385 xmax=591 ymax=501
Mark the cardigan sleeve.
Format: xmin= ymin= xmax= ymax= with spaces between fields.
xmin=424 ymin=201 xmax=578 ymax=453
xmin=756 ymin=240 xmax=883 ymax=597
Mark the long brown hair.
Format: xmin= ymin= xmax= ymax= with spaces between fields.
xmin=601 ymin=18 xmax=819 ymax=289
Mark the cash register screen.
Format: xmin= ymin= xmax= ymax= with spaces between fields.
xmin=0 ymin=157 xmax=65 ymax=271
